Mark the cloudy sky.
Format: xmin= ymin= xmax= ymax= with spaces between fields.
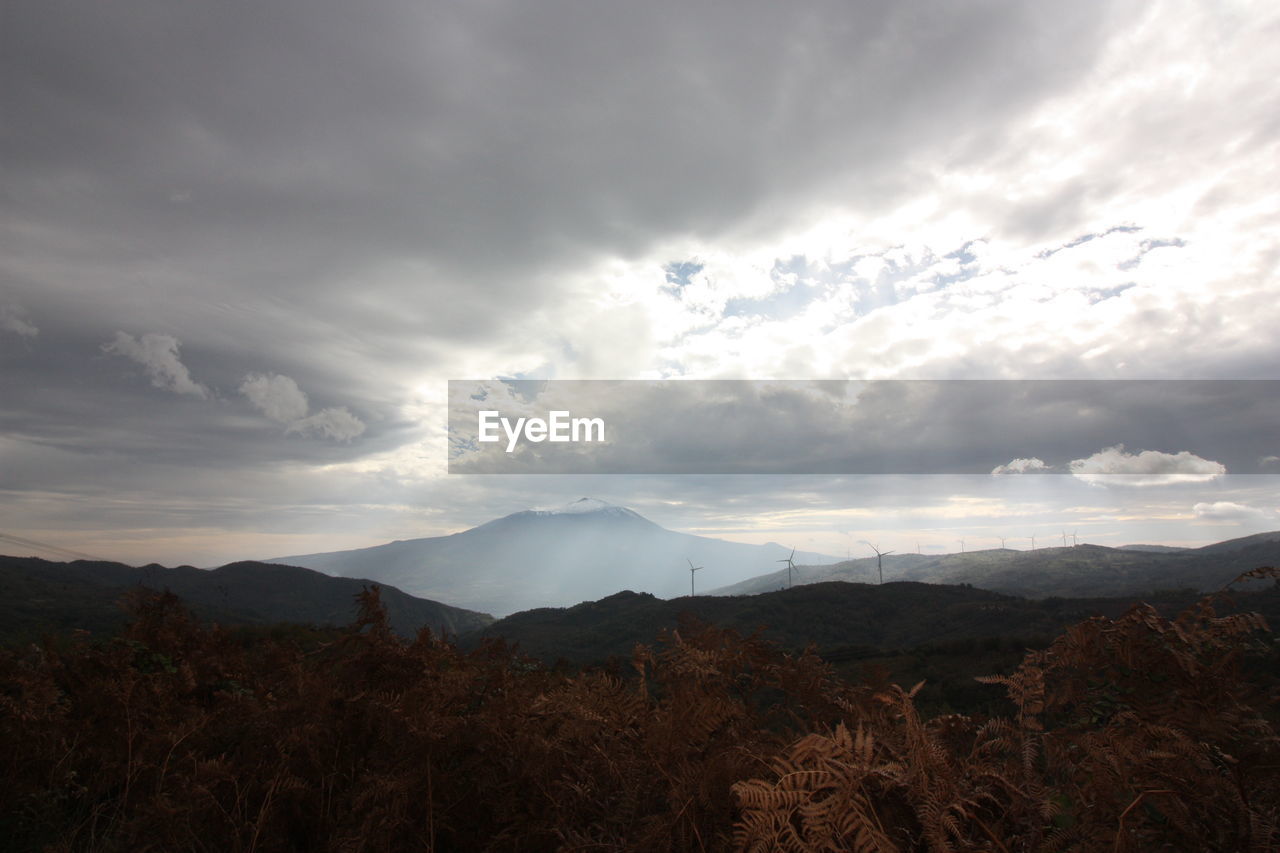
xmin=2 ymin=0 xmax=1278 ymax=566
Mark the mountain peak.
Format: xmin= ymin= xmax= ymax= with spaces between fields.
xmin=475 ymin=498 xmax=653 ymax=534
xmin=553 ymin=497 xmax=621 ymax=514
xmin=521 ymin=497 xmax=648 ymax=521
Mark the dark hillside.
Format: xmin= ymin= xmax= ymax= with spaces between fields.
xmin=0 ymin=555 xmax=492 ymax=643
xmin=465 ymin=578 xmax=1280 ymax=667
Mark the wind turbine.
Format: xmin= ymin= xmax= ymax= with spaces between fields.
xmin=958 ymin=538 xmax=965 ymax=554
xmin=1062 ymin=530 xmax=1068 ymax=548
xmin=862 ymin=541 xmax=894 ymax=585
xmin=1030 ymin=534 xmax=1036 ymax=551
xmin=777 ymin=548 xmax=797 ymax=588
xmin=1072 ymin=530 xmax=1079 ymax=547
xmin=999 ymin=536 xmax=1007 ymax=549
xmin=687 ymin=559 xmax=703 ymax=597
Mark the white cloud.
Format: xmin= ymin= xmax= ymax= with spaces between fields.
xmin=239 ymin=373 xmax=309 ymax=424
xmin=1193 ymin=501 xmax=1268 ymax=522
xmin=0 ymin=304 xmax=38 ymax=337
xmin=509 ymin=1 xmax=1280 ymax=387
xmin=240 ymin=372 xmax=365 ymax=441
xmin=1069 ymin=444 xmax=1226 ymax=487
xmin=286 ymin=407 xmax=366 ymax=442
xmin=1262 ymin=456 xmax=1280 ymax=467
xmin=991 ymin=457 xmax=1051 ymax=476
xmin=102 ymin=331 xmax=208 ymax=397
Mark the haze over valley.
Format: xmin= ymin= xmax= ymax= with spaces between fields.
xmin=249 ymin=498 xmax=1280 ymax=616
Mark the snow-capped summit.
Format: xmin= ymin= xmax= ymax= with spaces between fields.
xmin=547 ymin=497 xmax=630 ymax=516
xmin=488 ymin=497 xmax=651 ymax=527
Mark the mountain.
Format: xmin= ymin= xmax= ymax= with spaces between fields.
xmin=1117 ymin=544 xmax=1192 ymax=553
xmin=1193 ymin=530 xmax=1280 ymax=554
xmin=270 ymin=498 xmax=840 ymax=616
xmin=710 ymin=534 xmax=1280 ymax=600
xmin=0 ymin=555 xmax=493 ymax=644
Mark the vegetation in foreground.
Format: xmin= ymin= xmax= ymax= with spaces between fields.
xmin=3 ymin=571 xmax=1280 ymax=851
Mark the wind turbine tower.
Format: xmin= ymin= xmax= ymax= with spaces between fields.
xmin=863 ymin=541 xmax=894 ymax=585
xmin=687 ymin=559 xmax=703 ymax=597
xmin=777 ymin=548 xmax=797 ymax=589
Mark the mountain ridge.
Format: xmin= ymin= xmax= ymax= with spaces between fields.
xmin=463 ymin=577 xmax=1280 ymax=668
xmin=710 ymin=536 xmax=1280 ymax=599
xmin=0 ymin=554 xmax=493 ymax=643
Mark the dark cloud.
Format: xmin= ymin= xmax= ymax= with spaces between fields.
xmin=1 ymin=2 xmax=1111 ymax=339
xmin=0 ymin=324 xmax=405 ymax=470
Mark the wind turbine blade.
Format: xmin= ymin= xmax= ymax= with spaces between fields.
xmin=0 ymin=532 xmax=105 ymax=562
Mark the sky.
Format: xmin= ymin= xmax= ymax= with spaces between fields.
xmin=2 ymin=0 xmax=1278 ymax=567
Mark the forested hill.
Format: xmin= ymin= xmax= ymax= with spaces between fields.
xmin=0 ymin=555 xmax=493 ymax=644
xmin=463 ymin=578 xmax=1280 ymax=666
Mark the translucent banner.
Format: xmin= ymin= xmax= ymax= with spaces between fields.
xmin=447 ymin=379 xmax=1279 ymax=476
